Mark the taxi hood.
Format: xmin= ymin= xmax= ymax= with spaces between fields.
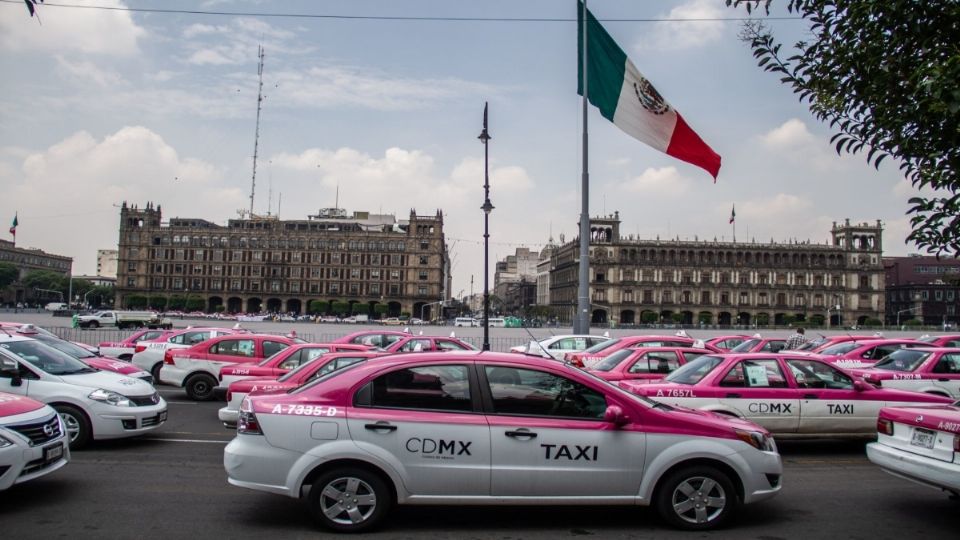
xmin=617 ymin=379 xmax=672 ymax=395
xmin=59 ymin=370 xmax=155 ymax=396
xmin=0 ymin=392 xmax=47 ymax=417
xmin=83 ymin=357 xmax=145 ymax=375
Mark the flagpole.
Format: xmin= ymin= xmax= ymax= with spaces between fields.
xmin=575 ymin=0 xmax=591 ymax=334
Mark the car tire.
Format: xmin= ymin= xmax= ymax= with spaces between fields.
xmin=151 ymin=362 xmax=163 ymax=384
xmin=88 ymin=321 xmax=99 ymax=329
xmin=185 ymin=373 xmax=218 ymax=401
xmin=309 ymin=467 xmax=391 ymax=533
xmin=655 ymin=465 xmax=739 ymax=530
xmin=54 ymin=404 xmax=92 ymax=449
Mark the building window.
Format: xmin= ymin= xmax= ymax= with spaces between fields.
xmin=418 ymin=270 xmax=428 ymax=281
xmin=371 ymin=283 xmax=381 ymax=294
xmin=419 ymin=256 xmax=428 ymax=265
xmin=662 ymin=291 xmax=673 ymax=303
xmin=127 ymin=262 xmax=136 ymax=272
xmin=329 ymin=283 xmax=340 ymax=293
xmin=351 ymin=269 xmax=360 ymax=278
xmin=391 ymin=270 xmax=400 ymax=280
xmin=701 ymin=291 xmax=711 ymax=304
xmin=371 ymin=269 xmax=381 ymax=279
xmin=418 ymin=285 xmax=428 ymax=296
xmin=739 ymin=291 xmax=749 ymax=305
xmin=172 ymin=278 xmax=183 ymax=289
xmin=127 ymin=278 xmax=135 ymax=286
xmin=623 ymin=290 xmax=634 ymax=303
xmin=389 ymin=284 xmax=400 ymax=295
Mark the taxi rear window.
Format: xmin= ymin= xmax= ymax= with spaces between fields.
xmin=873 ymin=349 xmax=930 ymax=372
xmin=665 ymin=355 xmax=724 ymax=385
xmin=582 ymin=338 xmax=618 ymax=354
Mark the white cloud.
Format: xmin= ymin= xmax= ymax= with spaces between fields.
xmin=741 ymin=193 xmax=811 ymax=220
xmin=616 ymin=166 xmax=691 ymax=196
xmin=759 ymin=118 xmax=816 ymax=148
xmin=637 ymin=0 xmax=727 ymax=51
xmin=54 ymin=55 xmax=126 ymax=88
xmin=181 ymin=18 xmax=298 ymax=66
xmin=0 ymin=0 xmax=145 ymax=56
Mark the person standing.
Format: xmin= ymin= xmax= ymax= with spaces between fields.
xmin=785 ymin=327 xmax=808 ymax=350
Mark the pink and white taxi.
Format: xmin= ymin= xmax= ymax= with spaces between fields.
xmin=917 ymin=334 xmax=960 ymax=348
xmin=867 ymin=400 xmax=960 ymax=498
xmin=225 ymin=351 xmax=782 ymax=531
xmin=131 ymin=326 xmax=240 ymax=382
xmin=0 ymin=334 xmax=166 ymax=448
xmin=0 ymin=391 xmax=70 ymax=490
xmin=219 ymin=351 xmax=382 ymax=427
xmin=565 ymin=333 xmax=702 ymax=368
xmin=618 ymin=354 xmax=952 ymax=437
xmin=332 ymin=330 xmax=412 ymax=348
xmin=587 ymin=346 xmax=711 ymax=382
xmin=98 ymin=328 xmax=174 ymax=360
xmin=214 ymin=343 xmax=374 ymax=400
xmin=854 ymin=347 xmax=960 ymax=398
xmin=806 ymin=338 xmax=926 ymax=369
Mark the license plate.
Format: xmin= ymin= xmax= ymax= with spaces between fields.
xmin=159 ymin=411 xmax=168 ymax=423
xmin=910 ymin=427 xmax=936 ymax=449
xmin=44 ymin=443 xmax=64 ymax=464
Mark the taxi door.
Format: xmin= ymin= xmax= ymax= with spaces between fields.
xmin=785 ymin=358 xmax=878 ymax=434
xmin=347 ymin=363 xmax=491 ymax=496
xmin=0 ymin=355 xmax=37 ymax=396
xmin=930 ymin=352 xmax=960 ymax=397
xmin=712 ymin=358 xmax=800 ymax=433
xmin=481 ymin=364 xmax=644 ymax=498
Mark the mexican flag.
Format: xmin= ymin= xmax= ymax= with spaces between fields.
xmin=9 ymin=214 xmax=16 ymax=236
xmin=577 ymin=1 xmax=721 ymax=179
xmin=729 ymin=204 xmax=736 ymax=224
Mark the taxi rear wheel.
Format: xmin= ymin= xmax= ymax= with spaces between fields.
xmin=185 ymin=373 xmax=217 ymax=401
xmin=54 ymin=404 xmax=91 ymax=449
xmin=150 ymin=363 xmax=163 ymax=384
xmin=655 ymin=465 xmax=739 ymax=530
xmin=309 ymin=467 xmax=391 ymax=532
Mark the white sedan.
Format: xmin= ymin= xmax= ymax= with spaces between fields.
xmin=509 ymin=334 xmax=610 ymax=360
xmin=0 ymin=392 xmax=70 ymax=490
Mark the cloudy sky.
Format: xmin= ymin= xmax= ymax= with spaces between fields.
xmin=0 ymin=0 xmax=925 ymax=298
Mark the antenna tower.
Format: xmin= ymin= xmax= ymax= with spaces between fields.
xmin=249 ymin=45 xmax=265 ymax=216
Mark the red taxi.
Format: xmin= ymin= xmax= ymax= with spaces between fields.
xmin=792 ymin=333 xmax=884 ymax=353
xmin=160 ymin=334 xmax=299 ymax=400
xmin=853 ymin=347 xmax=960 ymax=398
xmin=587 ymin=346 xmax=712 ymax=382
xmin=917 ymin=334 xmax=960 ymax=348
xmin=214 ymin=343 xmax=374 ymax=400
xmin=98 ymin=328 xmax=175 ymax=360
xmin=704 ymin=335 xmax=751 ymax=352
xmin=867 ymin=400 xmax=960 ymax=498
xmin=332 ymin=330 xmax=412 ymax=348
xmin=809 ymin=338 xmax=926 ymax=369
xmin=728 ymin=336 xmax=787 ymax=354
xmin=618 ymin=353 xmax=952 ymax=437
xmin=565 ymin=333 xmax=702 ymax=368
xmin=218 ymin=351 xmax=382 ymax=427
xmin=383 ymin=335 xmax=475 ymax=353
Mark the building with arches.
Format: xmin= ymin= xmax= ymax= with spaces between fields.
xmin=548 ymin=213 xmax=885 ymax=327
xmin=114 ymin=202 xmax=449 ymax=319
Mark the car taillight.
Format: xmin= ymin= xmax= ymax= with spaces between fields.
xmin=226 ymin=390 xmax=232 ymax=402
xmin=164 ymin=351 xmax=175 ymax=365
xmin=877 ymin=418 xmax=894 ymax=436
xmin=135 ymin=345 xmax=146 ymax=353
xmin=237 ymin=398 xmax=262 ymax=435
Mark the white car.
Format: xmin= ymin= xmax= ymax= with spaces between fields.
xmin=0 ymin=392 xmax=70 ymax=490
xmin=0 ymin=334 xmax=167 ymax=448
xmin=509 ymin=334 xmax=610 ymax=360
xmin=131 ymin=327 xmax=237 ymax=382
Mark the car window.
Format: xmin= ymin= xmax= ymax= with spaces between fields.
xmin=720 ymin=359 xmax=787 ymax=388
xmin=785 ymin=359 xmax=853 ymax=390
xmin=588 ymin=337 xmax=608 ymax=347
xmin=210 ymin=339 xmax=255 ymax=357
xmin=0 ymin=340 xmax=94 ymax=376
xmin=682 ymin=351 xmax=706 ymax=363
xmin=310 ymin=356 xmax=368 ymax=380
xmin=730 ymin=339 xmax=760 ymax=353
xmin=666 ymin=355 xmax=724 ymax=385
xmin=873 ymin=349 xmax=928 ymax=372
xmin=820 ymin=343 xmax=860 ymax=356
xmin=591 ymin=349 xmax=633 ymax=372
xmin=761 ymin=341 xmax=786 ymax=353
xmin=582 ymin=339 xmax=618 ymax=354
xmin=262 ymin=340 xmax=289 ymax=358
xmin=138 ymin=331 xmax=164 ymax=342
xmin=933 ymin=353 xmax=960 ymax=374
xmin=398 ymin=339 xmax=432 ymax=352
xmin=354 ymin=334 xmax=386 ymax=347
xmin=357 ymin=365 xmax=472 ymax=412
xmin=484 ymin=366 xmax=606 ymax=419
xmin=437 ymin=339 xmax=470 ymax=351
xmin=628 ymin=352 xmax=680 ymax=374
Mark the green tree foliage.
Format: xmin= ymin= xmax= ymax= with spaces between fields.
xmin=308 ymin=300 xmax=328 ymax=315
xmin=0 ymin=262 xmax=18 ymax=290
xmin=331 ymin=301 xmax=349 ymax=316
xmin=728 ymin=0 xmax=960 ymax=256
xmin=641 ymin=311 xmax=659 ymax=324
xmin=126 ymin=295 xmax=148 ymax=309
xmin=373 ymin=303 xmax=389 ymax=317
xmin=351 ymin=303 xmax=369 ymax=315
xmin=149 ymin=296 xmax=167 ymax=310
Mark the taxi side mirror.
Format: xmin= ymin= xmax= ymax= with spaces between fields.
xmin=853 ymin=379 xmax=867 ymax=392
xmin=0 ymin=357 xmax=22 ymax=387
xmin=604 ymin=405 xmax=628 ymax=427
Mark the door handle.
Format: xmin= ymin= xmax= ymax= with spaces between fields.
xmin=505 ymin=430 xmax=538 ymax=438
xmin=725 ymin=393 xmax=741 ymax=398
xmin=364 ymin=422 xmax=397 ymax=432
xmin=803 ymin=394 xmax=819 ymax=399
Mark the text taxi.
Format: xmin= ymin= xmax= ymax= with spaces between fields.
xmin=618 ymin=353 xmax=952 ymax=437
xmin=225 ymin=351 xmax=782 ymax=532
xmin=0 ymin=391 xmax=70 ymax=490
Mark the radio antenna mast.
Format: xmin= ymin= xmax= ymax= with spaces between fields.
xmin=249 ymin=45 xmax=265 ymax=216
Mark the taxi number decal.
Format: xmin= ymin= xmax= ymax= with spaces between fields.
xmin=827 ymin=404 xmax=854 ymax=415
xmin=892 ymin=374 xmax=921 ymax=380
xmin=748 ymin=402 xmax=793 ymax=414
xmin=251 ymin=385 xmax=284 ymax=392
xmin=656 ymin=389 xmax=696 ymax=398
xmin=232 ymin=369 xmax=250 ymax=375
xmin=541 ymin=444 xmax=598 ymax=461
xmin=269 ymin=404 xmax=338 ymax=416
xmin=937 ymin=421 xmax=960 ymax=433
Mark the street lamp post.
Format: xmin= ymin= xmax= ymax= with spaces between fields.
xmin=479 ymin=102 xmax=493 ymax=352
xmin=896 ymin=306 xmax=922 ymax=328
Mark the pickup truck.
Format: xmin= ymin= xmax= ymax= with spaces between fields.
xmin=76 ymin=310 xmax=173 ymax=330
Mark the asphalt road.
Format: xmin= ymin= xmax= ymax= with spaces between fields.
xmin=2 ymin=386 xmax=957 ymax=540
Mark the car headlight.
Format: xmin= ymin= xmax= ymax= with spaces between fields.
xmin=0 ymin=433 xmax=13 ymax=448
xmin=88 ymin=388 xmax=133 ymax=407
xmin=735 ymin=429 xmax=776 ymax=452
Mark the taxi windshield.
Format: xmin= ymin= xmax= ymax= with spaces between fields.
xmin=819 ymin=342 xmax=860 ymax=356
xmin=278 ymin=355 xmax=330 ymax=382
xmin=581 ymin=338 xmax=619 ymax=354
xmin=917 ymin=335 xmax=938 ymax=344
xmin=257 ymin=349 xmax=289 ymax=367
xmin=794 ymin=338 xmax=824 ymax=351
xmin=290 ymin=360 xmax=366 ymax=393
xmin=872 ymin=349 xmax=930 ymax=372
xmin=591 ymin=349 xmax=633 ymax=372
xmin=665 ymin=355 xmax=724 ymax=385
xmin=1 ymin=339 xmax=97 ymax=375
xmin=730 ymin=339 xmax=760 ymax=353
xmin=34 ymin=335 xmax=97 ymax=359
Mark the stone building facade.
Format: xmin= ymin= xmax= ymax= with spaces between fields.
xmin=0 ymin=239 xmax=72 ymax=305
xmin=884 ymin=255 xmax=960 ymax=327
xmin=115 ymin=202 xmax=450 ymax=318
xmin=549 ymin=213 xmax=885 ymax=327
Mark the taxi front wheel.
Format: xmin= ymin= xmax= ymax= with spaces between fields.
xmin=655 ymin=465 xmax=740 ymax=530
xmin=54 ymin=404 xmax=91 ymax=449
xmin=309 ymin=467 xmax=391 ymax=533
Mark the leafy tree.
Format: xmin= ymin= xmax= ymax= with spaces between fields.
xmin=0 ymin=262 xmax=18 ymax=290
xmin=809 ymin=313 xmax=825 ymax=326
xmin=727 ymin=1 xmax=960 ymax=256
xmin=373 ymin=302 xmax=389 ymax=317
xmin=22 ymin=270 xmax=66 ymax=292
xmin=185 ymin=297 xmax=205 ymax=311
xmin=167 ymin=295 xmax=186 ymax=310
xmin=126 ymin=295 xmax=148 ymax=309
xmin=331 ymin=301 xmax=349 ymax=316
xmin=698 ymin=312 xmax=713 ymax=324
xmin=756 ymin=313 xmax=770 ymax=326
xmin=351 ymin=303 xmax=369 ymax=315
xmin=148 ymin=296 xmax=167 ymax=311
xmin=308 ymin=300 xmax=328 ymax=315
